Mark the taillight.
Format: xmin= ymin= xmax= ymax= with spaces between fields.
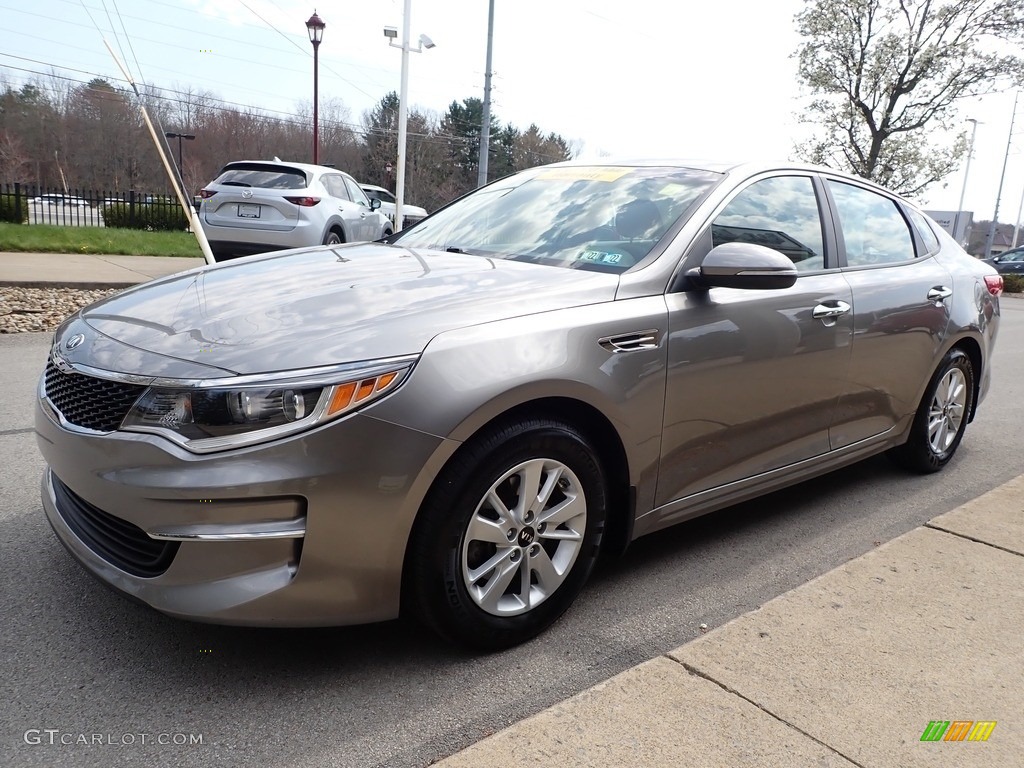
xmin=199 ymin=189 xmax=217 ymax=199
xmin=984 ymin=274 xmax=1003 ymax=296
xmin=284 ymin=196 xmax=321 ymax=207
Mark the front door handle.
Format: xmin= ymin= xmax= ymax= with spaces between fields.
xmin=927 ymin=286 xmax=953 ymax=303
xmin=812 ymin=300 xmax=852 ymax=319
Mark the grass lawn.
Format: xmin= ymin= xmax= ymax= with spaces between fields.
xmin=0 ymin=223 xmax=203 ymax=258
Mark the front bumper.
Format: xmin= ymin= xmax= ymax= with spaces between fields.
xmin=36 ymin=396 xmax=455 ymax=626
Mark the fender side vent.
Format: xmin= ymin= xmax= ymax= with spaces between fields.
xmin=598 ymin=329 xmax=661 ymax=353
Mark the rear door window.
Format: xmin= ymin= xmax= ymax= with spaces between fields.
xmin=322 ymin=175 xmax=352 ymax=200
xmin=828 ymin=181 xmax=916 ymax=266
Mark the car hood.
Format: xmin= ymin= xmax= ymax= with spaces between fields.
xmin=74 ymin=243 xmax=619 ymax=375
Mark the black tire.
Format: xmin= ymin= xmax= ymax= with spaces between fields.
xmin=887 ymin=348 xmax=974 ymax=474
xmin=404 ymin=418 xmax=607 ymax=650
xmin=324 ymin=230 xmax=343 ymax=246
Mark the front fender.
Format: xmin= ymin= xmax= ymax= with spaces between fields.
xmin=368 ymin=296 xmax=670 ymax=514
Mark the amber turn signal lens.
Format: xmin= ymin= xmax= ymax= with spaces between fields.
xmin=324 ymin=369 xmax=407 ymax=418
xmin=354 ymin=380 xmax=376 ymax=403
xmin=326 ymin=382 xmax=357 ymax=416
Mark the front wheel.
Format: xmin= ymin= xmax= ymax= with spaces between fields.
xmin=404 ymin=418 xmax=607 ymax=650
xmin=887 ymin=348 xmax=974 ymax=473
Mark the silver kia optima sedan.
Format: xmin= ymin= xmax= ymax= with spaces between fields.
xmin=36 ymin=161 xmax=1002 ymax=649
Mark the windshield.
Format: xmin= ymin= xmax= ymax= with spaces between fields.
xmin=392 ymin=165 xmax=721 ymax=273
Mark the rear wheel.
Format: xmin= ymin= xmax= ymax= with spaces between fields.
xmin=405 ymin=418 xmax=607 ymax=650
xmin=887 ymin=348 xmax=974 ymax=473
xmin=324 ymin=229 xmax=343 ymax=246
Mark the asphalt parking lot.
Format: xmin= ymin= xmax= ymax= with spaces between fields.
xmin=2 ymin=300 xmax=1022 ymax=768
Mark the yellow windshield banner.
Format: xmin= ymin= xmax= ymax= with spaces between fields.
xmin=535 ymin=167 xmax=631 ymax=182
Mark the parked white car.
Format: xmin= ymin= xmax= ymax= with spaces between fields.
xmin=31 ymin=194 xmax=90 ymax=207
xmin=359 ymin=183 xmax=428 ymax=229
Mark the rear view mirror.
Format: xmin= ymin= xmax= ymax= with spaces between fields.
xmin=691 ymin=242 xmax=798 ymax=290
xmin=369 ymin=198 xmax=382 ymax=211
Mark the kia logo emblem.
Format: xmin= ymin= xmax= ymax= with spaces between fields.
xmin=65 ymin=334 xmax=85 ymax=350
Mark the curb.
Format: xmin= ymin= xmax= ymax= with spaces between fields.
xmin=0 ymin=281 xmax=136 ymax=290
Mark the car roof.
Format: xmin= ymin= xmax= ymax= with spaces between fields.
xmin=542 ymin=158 xmax=901 ymax=196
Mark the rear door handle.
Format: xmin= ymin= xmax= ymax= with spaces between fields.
xmin=927 ymin=286 xmax=953 ymax=303
xmin=811 ymin=300 xmax=851 ymax=319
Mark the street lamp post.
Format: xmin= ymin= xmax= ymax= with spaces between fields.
xmin=164 ymin=131 xmax=195 ymax=172
xmin=306 ymin=11 xmax=326 ymax=165
xmin=385 ymin=1 xmax=434 ymax=231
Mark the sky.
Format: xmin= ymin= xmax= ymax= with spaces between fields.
xmin=1 ymin=0 xmax=1022 ymax=227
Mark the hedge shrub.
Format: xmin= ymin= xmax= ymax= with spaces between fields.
xmin=1002 ymin=274 xmax=1023 ymax=294
xmin=0 ymin=193 xmax=28 ymax=224
xmin=101 ymin=202 xmax=188 ymax=231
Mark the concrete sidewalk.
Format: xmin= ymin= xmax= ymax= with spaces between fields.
xmin=437 ymin=475 xmax=1023 ymax=768
xmin=0 ymin=251 xmax=205 ymax=288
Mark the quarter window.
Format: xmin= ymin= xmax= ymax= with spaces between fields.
xmin=712 ymin=176 xmax=825 ymax=270
xmin=905 ymin=208 xmax=941 ymax=254
xmin=828 ymin=181 xmax=916 ymax=266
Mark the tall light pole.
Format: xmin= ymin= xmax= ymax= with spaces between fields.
xmin=984 ymin=91 xmax=1019 ymax=259
xmin=164 ymin=131 xmax=195 ymax=172
xmin=476 ymin=0 xmax=495 ymax=188
xmin=386 ymin=1 xmax=434 ymax=231
xmin=305 ymin=11 xmax=326 ymax=165
xmin=953 ymin=118 xmax=978 ymax=248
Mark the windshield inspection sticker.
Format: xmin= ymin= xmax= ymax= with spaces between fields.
xmin=575 ymin=250 xmax=626 ymax=265
xmin=536 ymin=167 xmax=631 ymax=182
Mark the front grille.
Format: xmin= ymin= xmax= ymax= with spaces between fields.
xmin=44 ymin=358 xmax=147 ymax=432
xmin=52 ymin=475 xmax=178 ymax=578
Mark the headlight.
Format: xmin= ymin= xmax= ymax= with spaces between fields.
xmin=121 ymin=360 xmax=413 ymax=453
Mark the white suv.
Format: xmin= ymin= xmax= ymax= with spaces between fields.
xmin=200 ymin=161 xmax=393 ymax=261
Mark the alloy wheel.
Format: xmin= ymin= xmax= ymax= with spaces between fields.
xmin=927 ymin=367 xmax=967 ymax=455
xmin=460 ymin=458 xmax=587 ymax=617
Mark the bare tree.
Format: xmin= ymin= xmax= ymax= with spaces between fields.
xmin=0 ymin=130 xmax=30 ymax=180
xmin=793 ymin=0 xmax=1024 ymax=196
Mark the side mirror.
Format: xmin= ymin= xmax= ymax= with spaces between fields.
xmin=369 ymin=197 xmax=382 ymax=211
xmin=690 ymin=242 xmax=798 ymax=290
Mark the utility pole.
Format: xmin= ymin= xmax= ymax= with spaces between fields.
xmin=952 ymin=118 xmax=979 ymax=248
xmin=476 ymin=0 xmax=495 ymax=188
xmin=984 ymin=91 xmax=1019 ymax=258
